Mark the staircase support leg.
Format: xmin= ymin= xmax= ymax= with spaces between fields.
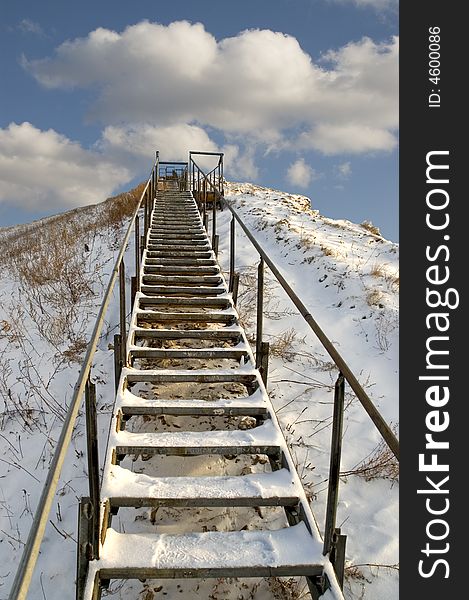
xmin=260 ymin=341 xmax=269 ymax=385
xmin=113 ymin=334 xmax=122 ymax=392
xmin=85 ymin=378 xmax=100 ymax=560
xmin=232 ymin=271 xmax=240 ymax=305
xmin=119 ymin=262 xmax=126 ymax=367
xmin=229 ymin=217 xmax=235 ymax=291
xmin=323 ymin=374 xmax=345 ymax=556
xmin=256 ymin=258 xmax=264 ymax=368
xmin=76 ymin=498 xmax=92 ymax=600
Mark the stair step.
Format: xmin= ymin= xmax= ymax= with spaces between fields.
xmin=138 ymin=296 xmax=230 ymax=308
xmin=147 ymin=245 xmax=211 ymax=252
xmin=142 ymin=274 xmax=222 ymax=284
xmin=119 ymin=388 xmax=268 ymax=417
xmin=102 ymin=466 xmax=298 ymax=507
xmin=143 ymin=265 xmax=219 ymax=275
xmin=129 ymin=347 xmax=247 ymax=359
xmin=145 ymin=256 xmax=214 ymax=264
xmin=91 ymin=523 xmax=323 ymax=580
xmin=144 ymin=258 xmax=216 ymax=266
xmin=152 ymin=219 xmax=200 ymax=224
xmin=148 ymin=239 xmax=208 ymax=247
xmin=132 ymin=327 xmax=243 ymax=340
xmin=149 ymin=232 xmax=206 ymax=239
xmin=140 ymin=285 xmax=226 ymax=295
xmin=112 ymin=419 xmax=281 ymax=456
xmin=125 ymin=367 xmax=258 ymax=384
xmin=136 ymin=310 xmax=235 ymax=323
xmin=152 ymin=211 xmax=199 ymax=216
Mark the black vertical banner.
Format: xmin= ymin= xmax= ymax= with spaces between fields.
xmin=400 ymin=3 xmax=465 ymax=597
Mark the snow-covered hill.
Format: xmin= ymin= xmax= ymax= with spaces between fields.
xmin=0 ymin=182 xmax=398 ymax=599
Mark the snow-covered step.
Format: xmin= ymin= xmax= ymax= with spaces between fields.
xmin=151 ymin=219 xmax=200 ymax=224
xmin=102 ymin=466 xmax=299 ymax=508
xmin=144 ymin=258 xmax=216 ymax=266
xmin=150 ymin=225 xmax=204 ymax=230
xmin=87 ymin=523 xmax=324 ymax=583
xmin=112 ymin=418 xmax=281 ymax=452
xmin=148 ymin=235 xmax=206 ymax=242
xmin=146 ymin=254 xmax=214 ymax=262
xmin=138 ymin=295 xmax=230 ymax=308
xmin=118 ymin=389 xmax=269 ymax=417
xmin=144 ymin=265 xmax=220 ymax=274
xmin=124 ymin=367 xmax=259 ymax=384
xmin=136 ymin=310 xmax=235 ymax=324
xmin=146 ymin=249 xmax=212 ymax=258
xmin=129 ymin=347 xmax=249 ymax=360
xmin=142 ymin=276 xmax=223 ymax=287
xmin=147 ymin=244 xmax=211 ymax=252
xmin=131 ymin=327 xmax=243 ymax=340
xmin=140 ymin=284 xmax=226 ymax=295
xmin=151 ymin=222 xmax=201 ymax=227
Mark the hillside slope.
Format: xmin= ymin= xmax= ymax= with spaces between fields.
xmin=0 ymin=183 xmax=398 ymax=600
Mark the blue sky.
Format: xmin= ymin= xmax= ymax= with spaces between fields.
xmin=0 ymin=0 xmax=398 ymax=239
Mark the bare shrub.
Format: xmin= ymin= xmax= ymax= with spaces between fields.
xmin=269 ymin=577 xmax=310 ymax=599
xmin=375 ymin=311 xmax=398 ymax=352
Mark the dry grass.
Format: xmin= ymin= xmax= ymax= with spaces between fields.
xmin=360 ymin=220 xmax=382 ymax=237
xmin=366 ymin=288 xmax=384 ymax=307
xmin=340 ymin=434 xmax=399 ymax=483
xmin=370 ymin=262 xmax=400 ymax=292
xmin=269 ymin=329 xmax=303 ymax=362
xmin=320 ymin=244 xmax=336 ymax=257
xmin=0 ymin=183 xmax=144 ymax=425
xmin=370 ymin=262 xmax=387 ymax=278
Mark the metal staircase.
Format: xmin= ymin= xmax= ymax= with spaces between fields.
xmin=80 ymin=189 xmax=345 ymax=599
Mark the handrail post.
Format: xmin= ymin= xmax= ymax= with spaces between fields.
xmin=211 ymin=176 xmax=217 ymax=249
xmin=135 ymin=214 xmax=140 ymax=292
xmin=256 ymin=257 xmax=264 ymax=369
xmin=144 ymin=188 xmax=149 ymax=242
xmin=119 ymin=262 xmax=126 ymax=367
xmin=84 ymin=376 xmax=100 ymax=559
xmin=323 ymin=373 xmax=345 ymax=556
xmin=229 ymin=217 xmax=235 ymax=291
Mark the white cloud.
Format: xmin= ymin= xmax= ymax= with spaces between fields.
xmin=100 ymin=123 xmax=218 ymax=162
xmin=286 ymin=158 xmax=317 ymax=188
xmin=99 ymin=123 xmax=258 ymax=181
xmin=337 ymin=161 xmax=352 ymax=177
xmin=25 ymin=22 xmax=398 ymax=155
xmin=331 ymin=0 xmax=397 ymax=9
xmin=0 ymin=122 xmax=130 ymax=211
xmin=222 ymin=144 xmax=259 ymax=180
xmin=304 ymin=123 xmax=397 ymax=154
xmin=18 ymin=19 xmax=44 ymax=35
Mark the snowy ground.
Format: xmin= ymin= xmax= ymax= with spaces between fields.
xmin=0 ymin=183 xmax=398 ymax=599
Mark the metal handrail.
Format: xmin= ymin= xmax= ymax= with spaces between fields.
xmin=189 ymin=157 xmax=399 ymax=460
xmin=8 ymin=157 xmax=159 ymax=600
